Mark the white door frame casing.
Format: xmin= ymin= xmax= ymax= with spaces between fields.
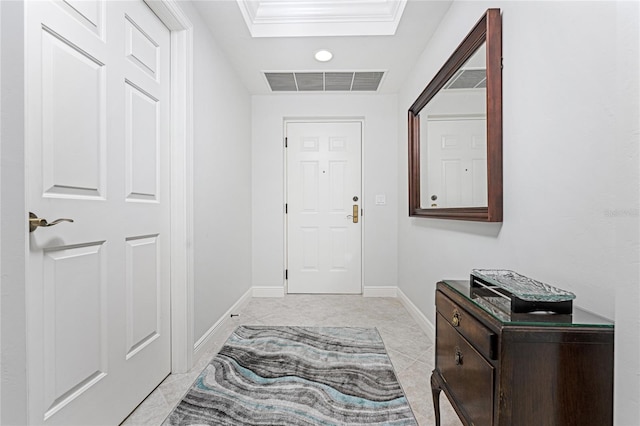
xmin=283 ymin=117 xmax=366 ymax=294
xmin=1 ymin=0 xmax=194 ymax=422
xmin=144 ymin=0 xmax=195 ymax=375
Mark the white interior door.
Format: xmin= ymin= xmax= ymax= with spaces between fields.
xmin=25 ymin=1 xmax=171 ymax=424
xmin=422 ymin=117 xmax=487 ymax=208
xmin=286 ymin=121 xmax=362 ymax=294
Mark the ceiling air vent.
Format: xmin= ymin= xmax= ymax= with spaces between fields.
xmin=352 ymin=72 xmax=385 ymax=91
xmin=295 ymin=73 xmax=324 ymax=91
xmin=444 ymin=69 xmax=486 ymax=90
xmin=264 ymin=73 xmax=297 ymax=91
xmin=325 ymin=72 xmax=353 ymax=91
xmin=264 ymin=71 xmax=384 ymax=92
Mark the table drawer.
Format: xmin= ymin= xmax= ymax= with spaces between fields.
xmin=436 ymin=290 xmax=497 ymax=360
xmin=436 ymin=313 xmax=494 ymax=426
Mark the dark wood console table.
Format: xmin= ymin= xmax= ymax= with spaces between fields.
xmin=431 ymin=280 xmax=614 ymax=426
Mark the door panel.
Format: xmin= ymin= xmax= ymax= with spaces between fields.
xmin=329 ymin=161 xmax=346 ymax=210
xmin=301 ymin=161 xmax=320 ymax=211
xmin=59 ymin=0 xmax=103 ymax=35
xmin=125 ymin=16 xmax=159 ymax=78
xmin=42 ymin=28 xmax=106 ymax=198
xmin=287 ymin=122 xmax=362 ymax=294
xmin=329 ymin=227 xmax=347 ymax=270
xmin=125 ymin=235 xmax=161 ymax=359
xmin=301 ymin=228 xmax=320 ymax=270
xmin=26 ymin=1 xmax=171 ymax=424
xmin=125 ymin=81 xmax=159 ymax=201
xmin=422 ymin=117 xmax=487 ymax=208
xmin=43 ymin=243 xmax=107 ymax=419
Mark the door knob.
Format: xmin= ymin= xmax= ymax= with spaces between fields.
xmin=29 ymin=212 xmax=74 ymax=233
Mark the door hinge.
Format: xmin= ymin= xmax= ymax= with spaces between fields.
xmin=361 ymin=208 xmax=364 ymax=217
xmin=285 ymin=269 xmax=288 ymax=280
xmin=285 ymin=137 xmax=288 ymax=148
xmin=285 ymin=203 xmax=288 ymax=214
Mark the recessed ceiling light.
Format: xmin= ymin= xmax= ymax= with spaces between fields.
xmin=314 ymin=49 xmax=333 ymax=62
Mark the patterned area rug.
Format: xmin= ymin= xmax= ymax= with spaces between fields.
xmin=163 ymin=326 xmax=417 ymax=425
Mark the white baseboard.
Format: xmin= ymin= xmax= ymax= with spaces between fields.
xmin=397 ymin=287 xmax=436 ymax=342
xmin=363 ymin=286 xmax=398 ymax=298
xmin=364 ymin=286 xmax=436 ymax=342
xmin=252 ymin=286 xmax=285 ymax=298
xmin=191 ymin=285 xmax=435 ymax=362
xmin=193 ymin=288 xmax=253 ymax=360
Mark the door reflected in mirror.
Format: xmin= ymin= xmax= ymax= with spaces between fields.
xmin=419 ymin=43 xmax=487 ymax=209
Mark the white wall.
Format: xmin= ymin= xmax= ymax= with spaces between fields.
xmin=397 ymin=1 xmax=639 ymax=424
xmin=1 ymin=3 xmax=3 ymax=422
xmin=0 ymin=2 xmax=27 ymax=424
xmin=252 ymin=94 xmax=398 ymax=293
xmin=180 ymin=2 xmax=253 ymax=343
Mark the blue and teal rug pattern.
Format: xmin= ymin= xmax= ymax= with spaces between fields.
xmin=163 ymin=326 xmax=417 ymax=425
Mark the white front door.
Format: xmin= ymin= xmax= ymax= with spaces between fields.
xmin=25 ymin=1 xmax=171 ymax=424
xmin=422 ymin=117 xmax=487 ymax=208
xmin=286 ymin=121 xmax=362 ymax=294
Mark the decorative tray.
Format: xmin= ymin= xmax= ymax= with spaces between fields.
xmin=470 ymin=269 xmax=576 ymax=314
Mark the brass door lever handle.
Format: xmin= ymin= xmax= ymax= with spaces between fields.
xmin=29 ymin=212 xmax=74 ymax=233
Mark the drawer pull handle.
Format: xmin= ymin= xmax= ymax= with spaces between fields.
xmin=455 ymin=347 xmax=463 ymax=366
xmin=452 ymin=310 xmax=461 ymax=327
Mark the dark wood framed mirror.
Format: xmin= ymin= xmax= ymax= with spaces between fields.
xmin=408 ymin=9 xmax=502 ymax=221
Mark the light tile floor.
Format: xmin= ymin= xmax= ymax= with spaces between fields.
xmin=122 ymin=295 xmax=463 ymax=426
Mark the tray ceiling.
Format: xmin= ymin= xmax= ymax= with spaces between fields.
xmin=236 ymin=0 xmax=408 ymax=37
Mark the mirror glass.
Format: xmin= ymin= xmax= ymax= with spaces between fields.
xmin=408 ymin=8 xmax=502 ymax=222
xmin=419 ymin=44 xmax=487 ymax=209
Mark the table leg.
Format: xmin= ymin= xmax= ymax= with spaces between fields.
xmin=431 ymin=371 xmax=442 ymax=426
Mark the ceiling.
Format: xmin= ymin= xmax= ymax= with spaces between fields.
xmin=191 ymin=0 xmax=453 ymax=95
